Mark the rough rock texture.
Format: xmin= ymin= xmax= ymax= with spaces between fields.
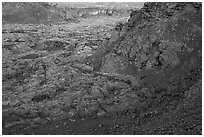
xmin=2 ymin=2 xmax=202 ymax=135
xmin=2 ymin=2 xmax=67 ymax=24
xmin=92 ymin=2 xmax=202 ymax=89
xmin=2 ymin=15 xmax=137 ymax=134
xmin=85 ymin=2 xmax=202 ymax=134
xmin=2 ymin=2 xmax=134 ymax=24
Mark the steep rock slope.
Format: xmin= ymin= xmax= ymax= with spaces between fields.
xmin=91 ymin=2 xmax=201 ymax=89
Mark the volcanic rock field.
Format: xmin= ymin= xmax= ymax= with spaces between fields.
xmin=2 ymin=2 xmax=202 ymax=135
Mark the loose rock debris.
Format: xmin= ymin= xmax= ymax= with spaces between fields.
xmin=2 ymin=2 xmax=202 ymax=135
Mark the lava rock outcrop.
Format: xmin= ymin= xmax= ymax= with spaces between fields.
xmin=91 ymin=2 xmax=202 ymax=89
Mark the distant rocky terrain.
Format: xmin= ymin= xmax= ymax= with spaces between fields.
xmin=2 ymin=2 xmax=139 ymax=24
xmin=2 ymin=2 xmax=202 ymax=135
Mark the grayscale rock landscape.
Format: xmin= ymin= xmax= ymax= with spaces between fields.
xmin=2 ymin=2 xmax=202 ymax=135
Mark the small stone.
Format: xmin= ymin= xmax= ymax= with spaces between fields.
xmin=90 ymin=85 xmax=101 ymax=96
xmin=68 ymin=109 xmax=75 ymax=117
xmin=97 ymin=109 xmax=106 ymax=117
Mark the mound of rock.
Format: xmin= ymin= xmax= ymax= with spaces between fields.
xmin=91 ymin=2 xmax=202 ymax=89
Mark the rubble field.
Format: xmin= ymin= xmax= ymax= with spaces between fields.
xmin=2 ymin=2 xmax=202 ymax=135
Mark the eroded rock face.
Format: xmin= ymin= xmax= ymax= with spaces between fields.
xmin=98 ymin=2 xmax=202 ymax=89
